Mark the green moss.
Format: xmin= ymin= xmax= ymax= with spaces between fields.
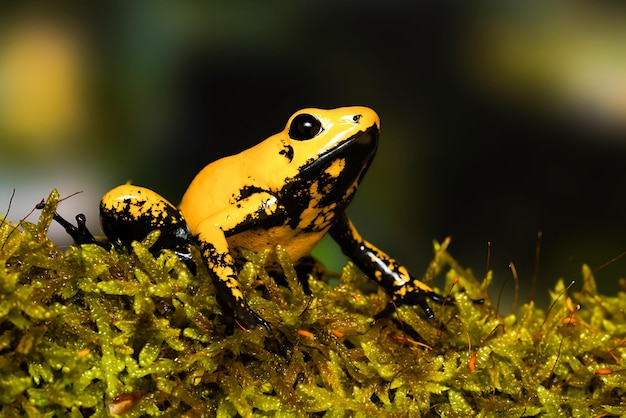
xmin=1 ymin=189 xmax=626 ymax=416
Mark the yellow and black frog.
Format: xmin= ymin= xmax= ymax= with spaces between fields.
xmin=52 ymin=107 xmax=448 ymax=330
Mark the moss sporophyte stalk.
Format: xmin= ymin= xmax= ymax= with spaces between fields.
xmin=1 ymin=189 xmax=626 ymax=416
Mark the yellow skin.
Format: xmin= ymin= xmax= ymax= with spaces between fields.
xmin=98 ymin=107 xmax=438 ymax=330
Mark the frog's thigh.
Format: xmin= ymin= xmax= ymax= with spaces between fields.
xmin=100 ymin=184 xmax=186 ymax=248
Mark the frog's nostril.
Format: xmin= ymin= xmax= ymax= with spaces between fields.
xmin=353 ymin=114 xmax=361 ymax=123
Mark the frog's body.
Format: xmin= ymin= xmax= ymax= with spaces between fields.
xmin=180 ymin=108 xmax=378 ymax=271
xmin=58 ymin=107 xmax=442 ymax=330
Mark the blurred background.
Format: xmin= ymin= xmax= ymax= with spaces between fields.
xmin=1 ymin=1 xmax=626 ymax=309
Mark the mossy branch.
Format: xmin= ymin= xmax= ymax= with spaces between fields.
xmin=1 ymin=190 xmax=625 ymax=416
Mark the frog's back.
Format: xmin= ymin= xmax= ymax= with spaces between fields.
xmin=180 ymin=155 xmax=245 ymax=232
xmin=179 ymin=137 xmax=282 ymax=233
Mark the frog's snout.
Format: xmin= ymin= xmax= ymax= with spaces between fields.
xmin=348 ymin=106 xmax=380 ymax=132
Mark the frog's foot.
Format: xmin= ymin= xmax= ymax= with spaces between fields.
xmin=35 ymin=203 xmax=110 ymax=249
xmin=233 ymin=303 xmax=271 ymax=332
xmin=377 ymin=288 xmax=484 ymax=322
xmin=375 ymin=288 xmax=439 ymax=320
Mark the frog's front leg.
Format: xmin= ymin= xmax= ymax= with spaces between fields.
xmin=191 ymin=192 xmax=283 ymax=331
xmin=196 ymin=231 xmax=270 ymax=331
xmin=329 ymin=213 xmax=442 ymax=319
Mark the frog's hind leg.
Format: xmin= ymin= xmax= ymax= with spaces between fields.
xmin=100 ymin=185 xmax=195 ymax=266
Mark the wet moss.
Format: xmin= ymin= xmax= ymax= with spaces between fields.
xmin=1 ymin=189 xmax=625 ymax=416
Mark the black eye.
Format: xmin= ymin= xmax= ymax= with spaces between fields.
xmin=288 ymin=114 xmax=323 ymax=140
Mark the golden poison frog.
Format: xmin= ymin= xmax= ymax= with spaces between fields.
xmin=50 ymin=107 xmax=447 ymax=330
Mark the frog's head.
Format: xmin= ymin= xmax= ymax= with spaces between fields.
xmin=274 ymin=106 xmax=380 ymax=214
xmin=276 ymin=107 xmax=379 ymax=197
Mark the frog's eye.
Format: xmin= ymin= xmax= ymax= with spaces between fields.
xmin=288 ymin=114 xmax=323 ymax=140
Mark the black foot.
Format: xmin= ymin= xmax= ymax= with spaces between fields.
xmin=234 ymin=303 xmax=271 ymax=332
xmin=36 ymin=202 xmax=109 ymax=250
xmin=377 ymin=289 xmax=485 ymax=321
xmin=375 ymin=290 xmax=447 ymax=321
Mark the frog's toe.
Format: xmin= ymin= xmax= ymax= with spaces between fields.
xmin=391 ymin=288 xmax=439 ymax=319
xmin=234 ymin=304 xmax=271 ymax=331
xmin=408 ymin=290 xmax=436 ymax=319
